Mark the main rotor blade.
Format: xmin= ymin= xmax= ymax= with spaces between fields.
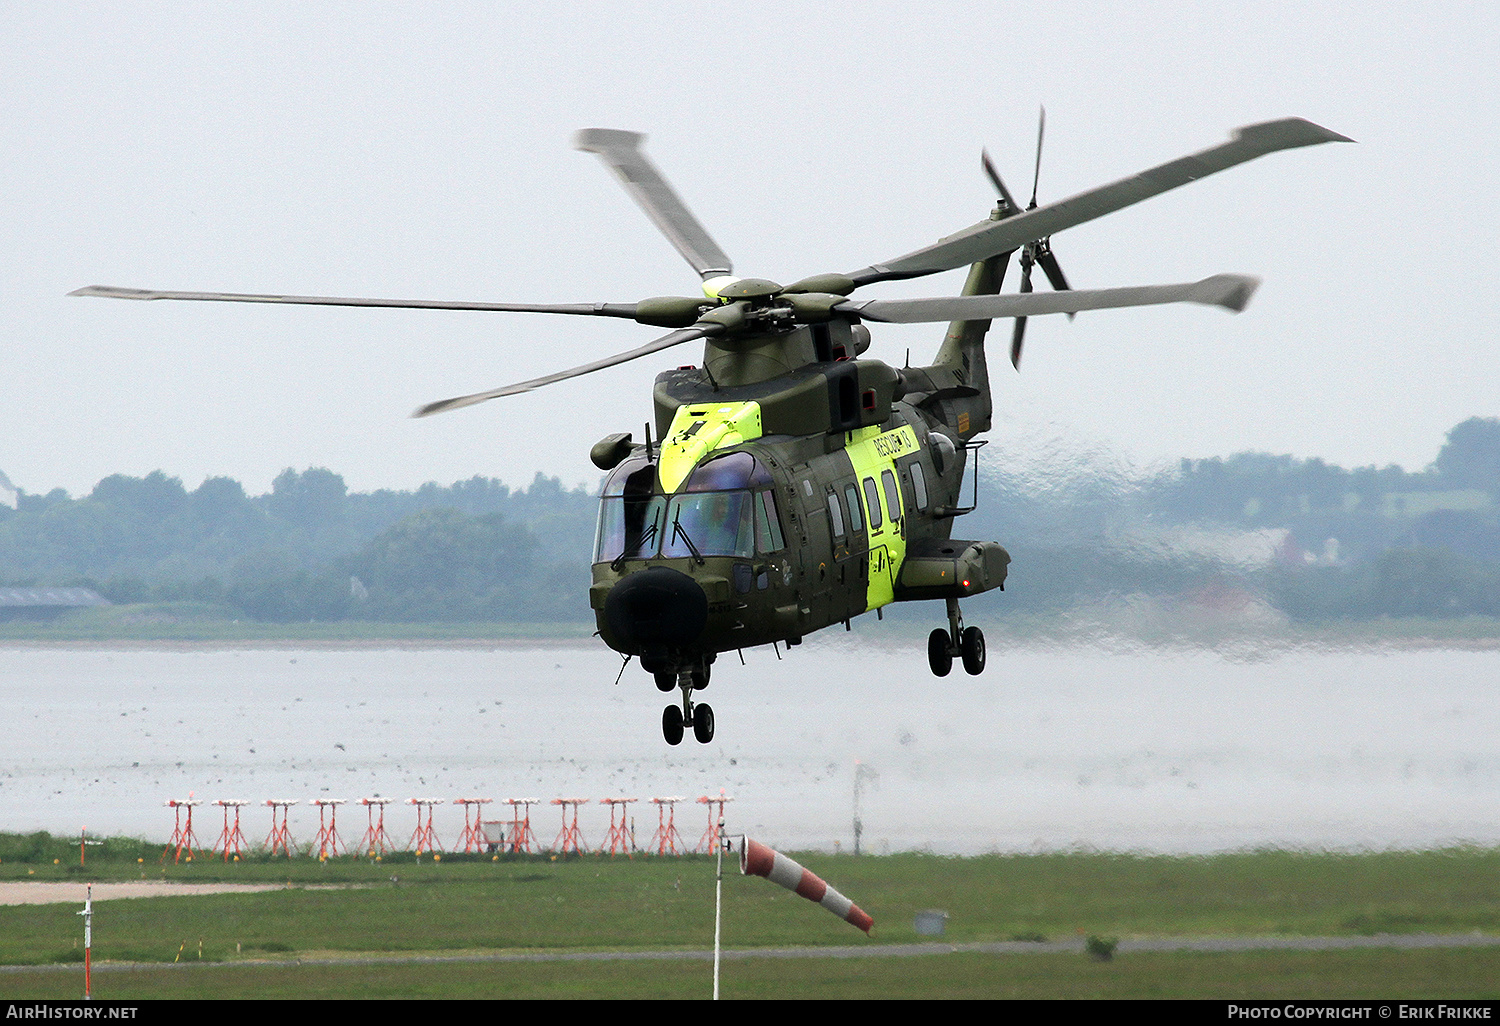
xmin=574 ymin=128 xmax=733 ymax=282
xmin=837 ymin=274 xmax=1260 ymax=323
xmin=69 ymin=285 xmax=640 ymax=319
xmin=412 ymin=324 xmax=722 ymax=418
xmin=846 ymin=118 xmax=1351 ymax=288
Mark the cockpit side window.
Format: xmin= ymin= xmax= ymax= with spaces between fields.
xmin=594 ymin=458 xmax=665 ymax=563
xmin=757 ymin=490 xmax=786 ymax=553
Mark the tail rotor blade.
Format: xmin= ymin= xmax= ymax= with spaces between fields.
xmin=1033 ymin=240 xmax=1075 ymax=320
xmin=1011 ymin=253 xmax=1034 ymax=368
xmin=1029 ymin=106 xmax=1046 ymax=210
xmin=981 ymin=148 xmax=1021 ymax=214
xmin=1035 ymin=245 xmax=1070 ymax=293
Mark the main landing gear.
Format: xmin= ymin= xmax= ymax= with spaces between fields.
xmin=928 ymin=597 xmax=985 ymax=677
xmin=658 ymin=663 xmax=714 ymax=745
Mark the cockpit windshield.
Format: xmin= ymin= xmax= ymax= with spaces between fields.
xmin=659 ymin=491 xmax=754 ymax=559
xmin=593 ymin=452 xmax=780 ymax=563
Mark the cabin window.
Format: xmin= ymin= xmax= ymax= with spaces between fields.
xmin=827 ymin=492 xmax=846 ymax=539
xmin=756 ymin=490 xmax=786 ymax=553
xmin=881 ymin=469 xmax=902 ymax=521
xmin=862 ymin=477 xmax=882 ymax=530
xmin=844 ymin=484 xmax=863 ymax=533
xmin=910 ymin=462 xmax=929 ymax=511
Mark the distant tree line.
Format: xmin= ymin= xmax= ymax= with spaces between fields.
xmin=963 ymin=417 xmax=1500 ymax=621
xmin=0 ymin=468 xmax=597 ymax=623
xmin=4 ymin=416 xmax=1500 ymax=625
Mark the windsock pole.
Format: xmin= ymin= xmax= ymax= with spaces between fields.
xmin=739 ymin=836 xmax=873 ymax=934
xmin=713 ymin=814 xmax=725 ymax=1000
xmin=78 ymin=885 xmax=92 ymax=1000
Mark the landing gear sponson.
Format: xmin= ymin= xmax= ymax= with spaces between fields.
xmin=928 ymin=597 xmax=985 ymax=677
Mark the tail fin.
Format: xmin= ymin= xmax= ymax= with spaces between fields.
xmin=911 ymin=250 xmax=1011 ymax=441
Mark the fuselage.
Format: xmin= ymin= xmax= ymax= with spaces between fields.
xmin=588 ymin=348 xmax=1003 ymax=676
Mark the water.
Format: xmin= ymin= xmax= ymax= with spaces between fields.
xmin=3 ymin=638 xmax=1498 ymax=855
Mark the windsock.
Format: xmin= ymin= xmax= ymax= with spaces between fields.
xmin=739 ymin=836 xmax=873 ymax=934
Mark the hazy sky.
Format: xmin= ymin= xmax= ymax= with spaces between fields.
xmin=3 ymin=2 xmax=1496 ymax=497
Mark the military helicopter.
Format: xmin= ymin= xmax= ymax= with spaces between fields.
xmin=73 ymin=116 xmax=1349 ymax=745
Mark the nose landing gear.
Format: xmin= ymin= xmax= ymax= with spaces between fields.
xmin=928 ymin=597 xmax=986 ymax=677
xmin=658 ymin=661 xmax=715 ymax=745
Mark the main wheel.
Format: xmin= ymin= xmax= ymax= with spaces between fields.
xmin=693 ymin=703 xmax=715 ymax=744
xmin=662 ymin=705 xmax=684 ymax=745
xmin=927 ymin=628 xmax=953 ymax=677
xmin=960 ymin=625 xmax=986 ymax=675
xmin=690 ymin=666 xmax=710 ymax=690
xmin=654 ymin=670 xmax=676 ymax=692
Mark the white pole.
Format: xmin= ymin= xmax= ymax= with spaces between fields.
xmin=79 ymin=884 xmax=92 ymax=1000
xmin=712 ymin=816 xmax=724 ymax=1000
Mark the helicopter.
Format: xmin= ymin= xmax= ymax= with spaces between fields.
xmin=73 ymin=115 xmax=1349 ymax=745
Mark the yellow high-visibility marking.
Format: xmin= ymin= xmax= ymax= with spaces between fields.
xmin=844 ymin=423 xmax=918 ymax=609
xmin=657 ymin=401 xmax=764 ymax=493
xmin=701 ymin=275 xmax=739 ymax=300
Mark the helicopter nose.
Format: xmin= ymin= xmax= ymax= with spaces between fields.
xmin=604 ymin=566 xmax=709 ymax=647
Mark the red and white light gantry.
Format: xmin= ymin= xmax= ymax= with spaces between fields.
xmin=357 ymin=797 xmax=396 ymax=857
xmin=263 ymin=800 xmax=298 ymax=858
xmin=696 ymin=792 xmax=733 ymax=853
xmin=311 ymin=799 xmax=346 ymax=859
xmin=550 ymin=797 xmax=589 ymax=855
xmin=407 ymin=798 xmax=444 ymax=854
xmin=648 ymin=797 xmax=687 ymax=856
xmin=162 ymin=798 xmax=202 ymax=864
xmin=453 ymin=797 xmax=492 ymax=853
xmin=600 ymin=797 xmax=638 ymax=856
xmin=505 ymin=798 xmax=540 ymax=853
xmin=213 ymin=799 xmax=249 ymax=862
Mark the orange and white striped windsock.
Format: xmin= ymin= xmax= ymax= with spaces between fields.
xmin=739 ymin=836 xmax=873 ymax=934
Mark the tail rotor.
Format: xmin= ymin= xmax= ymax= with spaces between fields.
xmin=1007 ymin=107 xmax=1073 ymax=369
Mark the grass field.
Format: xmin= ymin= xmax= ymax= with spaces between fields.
xmin=2 ymin=833 xmax=1499 ymax=998
xmin=7 ymin=948 xmax=1500 ymax=1000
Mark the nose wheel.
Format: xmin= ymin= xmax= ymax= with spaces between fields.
xmin=660 ymin=666 xmax=715 ymax=744
xmin=662 ymin=704 xmax=684 ymax=745
xmin=928 ymin=598 xmax=986 ymax=677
